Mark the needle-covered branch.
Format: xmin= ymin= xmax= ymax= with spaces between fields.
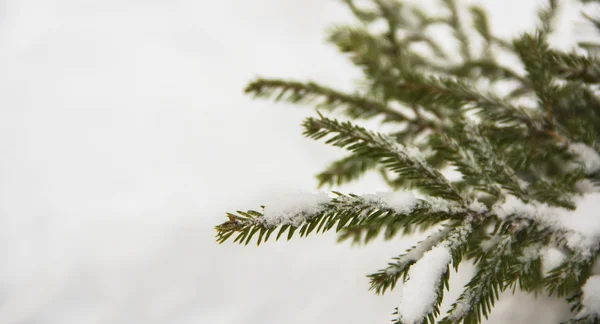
xmin=316 ymin=153 xmax=379 ymax=188
xmin=395 ymin=76 xmax=535 ymax=126
xmin=302 ymin=114 xmax=465 ymax=202
xmin=434 ymin=123 xmax=530 ymax=203
xmin=469 ymin=6 xmax=492 ymax=58
xmin=245 ymin=78 xmax=408 ymax=122
xmin=549 ymin=50 xmax=600 ymax=84
xmin=545 ymin=249 xmax=599 ymax=298
xmin=441 ymin=235 xmax=515 ymax=323
xmin=368 ymin=223 xmax=468 ymax=295
xmin=340 ymin=0 xmax=379 ymax=23
xmin=215 ymin=192 xmax=467 ymax=246
xmin=442 ymin=0 xmax=472 ymax=60
xmin=514 ymin=32 xmax=558 ymax=125
xmin=389 ymin=222 xmax=472 ymax=324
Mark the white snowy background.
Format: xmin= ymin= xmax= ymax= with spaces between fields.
xmin=0 ymin=0 xmax=591 ymax=323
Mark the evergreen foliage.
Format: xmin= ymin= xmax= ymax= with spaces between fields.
xmin=216 ymin=1 xmax=600 ymax=323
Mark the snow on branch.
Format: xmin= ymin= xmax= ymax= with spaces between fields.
xmin=579 ymin=275 xmax=600 ymax=319
xmin=397 ymin=245 xmax=452 ymax=324
xmin=396 ymin=223 xmax=471 ymax=324
xmin=369 ymin=227 xmax=451 ymax=295
xmin=218 ymin=1 xmax=600 ymax=322
xmin=215 ymin=191 xmax=467 ymax=246
xmin=366 ymin=222 xmax=473 ymax=323
xmin=493 ymin=193 xmax=600 ymax=307
xmin=441 ymin=235 xmax=513 ymax=323
xmin=261 ymin=191 xmax=331 ymax=227
xmin=569 ymin=142 xmax=600 ymax=175
xmin=494 ymin=193 xmax=600 ymax=256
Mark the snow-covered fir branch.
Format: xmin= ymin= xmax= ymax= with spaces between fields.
xmin=217 ymin=0 xmax=600 ymax=322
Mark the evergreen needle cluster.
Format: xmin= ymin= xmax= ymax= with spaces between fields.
xmin=216 ymin=1 xmax=600 ymax=323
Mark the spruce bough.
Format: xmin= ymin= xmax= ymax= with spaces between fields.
xmin=215 ymin=1 xmax=600 ymax=323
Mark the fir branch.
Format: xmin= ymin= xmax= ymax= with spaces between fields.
xmin=369 ymin=226 xmax=451 ymax=295
xmin=538 ymin=0 xmax=559 ymax=34
xmin=545 ymin=250 xmax=599 ymax=324
xmin=553 ymin=83 xmax=600 ymax=145
xmin=478 ymin=122 xmax=563 ymax=173
xmin=302 ymin=114 xmax=465 ymax=202
xmin=442 ymin=0 xmax=472 ymax=60
xmin=219 ymin=1 xmax=600 ymax=322
xmin=441 ymin=235 xmax=515 ymax=324
xmin=413 ymin=263 xmax=450 ymax=324
xmin=549 ymin=50 xmax=600 ymax=84
xmin=589 ymin=170 xmax=600 ymax=186
xmin=410 ymin=6 xmax=448 ymax=29
xmin=374 ymin=0 xmax=403 ymax=56
xmin=566 ymin=290 xmax=585 ymax=317
xmin=340 ymin=0 xmax=379 ymax=23
xmin=327 ymin=26 xmax=399 ymax=88
xmin=245 ymin=78 xmax=409 ymax=122
xmin=544 ymin=248 xmax=599 ymax=298
xmin=514 ymin=32 xmax=558 ymax=126
xmin=215 ymin=193 xmax=466 ymax=246
xmin=316 ymin=153 xmax=378 ymax=188
xmin=327 ymin=24 xmax=449 ymax=99
xmin=327 ymin=25 xmax=434 ymax=101
xmin=505 ymin=255 xmax=544 ymax=294
xmin=499 ymin=221 xmax=550 ymax=294
xmin=368 ymin=222 xmax=471 ymax=297
xmin=469 ymin=6 xmax=492 ymax=58
xmin=395 ymin=76 xmax=535 ymax=126
xmin=561 ymin=314 xmax=600 ymax=324
xmin=390 ymin=221 xmax=472 ymax=324
xmin=447 ymin=59 xmax=528 ymax=85
xmin=435 ymin=123 xmax=531 ymax=202
xmin=491 ymin=36 xmax=517 ymax=52
xmin=335 ymin=196 xmax=455 ymax=245
xmin=528 ymin=170 xmax=585 ymax=209
xmin=392 ymin=222 xmax=472 ymax=324
xmin=374 ymin=0 xmax=450 ymax=61
xmin=377 ymin=166 xmax=415 ymax=191
xmin=400 ymin=33 xmax=449 ymax=60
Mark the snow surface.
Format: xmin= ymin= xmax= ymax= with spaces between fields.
xmin=581 ymin=275 xmax=600 ymax=316
xmin=398 ymin=245 xmax=452 ymax=324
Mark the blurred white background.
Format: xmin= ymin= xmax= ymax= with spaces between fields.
xmin=0 ymin=0 xmax=587 ymax=323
